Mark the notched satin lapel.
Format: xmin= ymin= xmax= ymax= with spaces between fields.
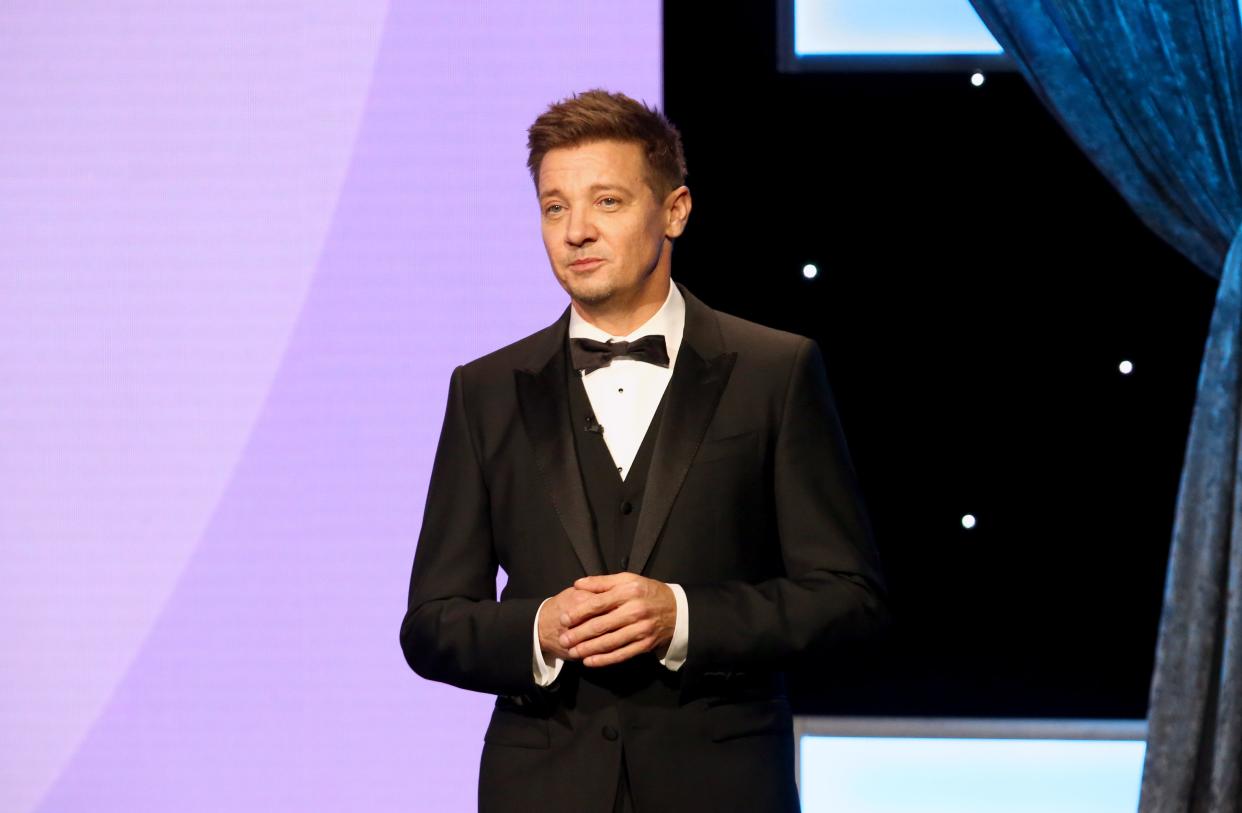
xmin=515 ymin=345 xmax=605 ymax=577
xmin=629 ymin=342 xmax=737 ymax=577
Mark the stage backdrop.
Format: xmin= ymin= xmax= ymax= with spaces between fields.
xmin=0 ymin=2 xmax=659 ymax=810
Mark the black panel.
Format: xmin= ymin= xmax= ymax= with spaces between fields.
xmin=664 ymin=0 xmax=1217 ymax=719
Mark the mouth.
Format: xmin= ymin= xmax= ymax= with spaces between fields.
xmin=569 ymin=258 xmax=605 ymax=271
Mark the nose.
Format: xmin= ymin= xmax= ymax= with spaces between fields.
xmin=564 ymin=205 xmax=598 ymax=246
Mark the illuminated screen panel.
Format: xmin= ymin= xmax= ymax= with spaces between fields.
xmin=781 ymin=0 xmax=1006 ymax=71
xmin=0 ymin=3 xmax=659 ymax=812
xmin=798 ymin=720 xmax=1145 ymax=813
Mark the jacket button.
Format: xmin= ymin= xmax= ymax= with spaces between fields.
xmin=621 ymin=501 xmax=633 ymax=515
xmin=601 ymin=725 xmax=619 ymax=741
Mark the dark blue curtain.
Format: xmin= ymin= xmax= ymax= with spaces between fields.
xmin=964 ymin=2 xmax=1242 ymax=810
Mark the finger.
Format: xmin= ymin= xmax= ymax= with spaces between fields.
xmin=583 ymin=638 xmax=652 ymax=668
xmin=574 ymin=573 xmax=635 ymax=592
xmin=561 ymin=589 xmax=627 ymax=628
xmin=561 ymin=604 xmax=638 ymax=649
xmin=569 ymin=619 xmax=653 ymax=660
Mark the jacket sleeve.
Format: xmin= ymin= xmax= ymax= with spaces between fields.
xmin=680 ymin=337 xmax=889 ymax=672
xmin=399 ymin=365 xmax=543 ymax=696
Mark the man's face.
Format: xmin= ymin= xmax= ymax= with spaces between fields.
xmin=538 ymin=139 xmax=685 ymax=308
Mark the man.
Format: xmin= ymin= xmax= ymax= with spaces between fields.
xmin=400 ymin=89 xmax=886 ymax=813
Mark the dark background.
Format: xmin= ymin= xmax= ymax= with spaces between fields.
xmin=663 ymin=0 xmax=1219 ymax=719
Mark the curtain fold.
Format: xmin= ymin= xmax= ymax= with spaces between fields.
xmin=964 ymin=2 xmax=1242 ymax=809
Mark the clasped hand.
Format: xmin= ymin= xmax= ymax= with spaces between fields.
xmin=538 ymin=573 xmax=676 ymax=668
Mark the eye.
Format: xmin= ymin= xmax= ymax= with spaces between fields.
xmin=599 ymin=197 xmax=619 ymax=207
xmin=544 ymin=203 xmax=563 ymax=215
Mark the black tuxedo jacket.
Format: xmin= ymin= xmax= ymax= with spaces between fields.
xmin=400 ymin=282 xmax=887 ymax=813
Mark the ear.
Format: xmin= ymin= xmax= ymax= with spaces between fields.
xmin=664 ymin=185 xmax=692 ymax=239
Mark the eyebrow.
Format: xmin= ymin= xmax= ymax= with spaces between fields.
xmin=540 ymin=182 xmax=634 ymax=201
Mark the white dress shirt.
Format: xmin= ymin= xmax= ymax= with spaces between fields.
xmin=532 ymin=280 xmax=691 ymax=685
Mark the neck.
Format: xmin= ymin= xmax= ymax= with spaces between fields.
xmin=572 ymin=273 xmax=671 ymax=337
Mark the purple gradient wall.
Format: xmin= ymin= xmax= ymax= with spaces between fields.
xmin=0 ymin=3 xmax=660 ymax=810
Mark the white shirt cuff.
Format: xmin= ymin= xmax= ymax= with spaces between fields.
xmin=658 ymin=582 xmax=689 ymax=671
xmin=532 ymin=596 xmax=565 ymax=686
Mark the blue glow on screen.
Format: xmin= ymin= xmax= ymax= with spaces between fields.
xmin=800 ymin=736 xmax=1144 ymax=812
xmin=795 ymin=0 xmax=1003 ymax=55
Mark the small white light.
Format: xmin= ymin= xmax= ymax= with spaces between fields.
xmin=970 ymin=72 xmax=985 ymax=87
xmin=1119 ymin=360 xmax=1134 ymax=375
xmin=802 ymin=263 xmax=818 ymax=279
xmin=961 ymin=514 xmax=977 ymax=529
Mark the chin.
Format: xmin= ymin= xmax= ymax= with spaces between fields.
xmin=570 ymin=288 xmax=614 ymax=307
xmin=563 ymin=277 xmax=615 ymax=305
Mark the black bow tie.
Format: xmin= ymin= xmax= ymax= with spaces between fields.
xmin=570 ymin=335 xmax=670 ymax=375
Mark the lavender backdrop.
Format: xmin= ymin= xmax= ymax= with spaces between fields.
xmin=0 ymin=2 xmax=659 ymax=810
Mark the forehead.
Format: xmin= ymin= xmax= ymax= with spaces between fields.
xmin=538 ymin=140 xmax=648 ymax=197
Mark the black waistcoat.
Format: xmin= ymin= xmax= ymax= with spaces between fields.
xmin=565 ymin=346 xmax=671 ymax=575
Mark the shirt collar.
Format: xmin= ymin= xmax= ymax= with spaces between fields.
xmin=567 ymin=279 xmax=685 ymax=367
